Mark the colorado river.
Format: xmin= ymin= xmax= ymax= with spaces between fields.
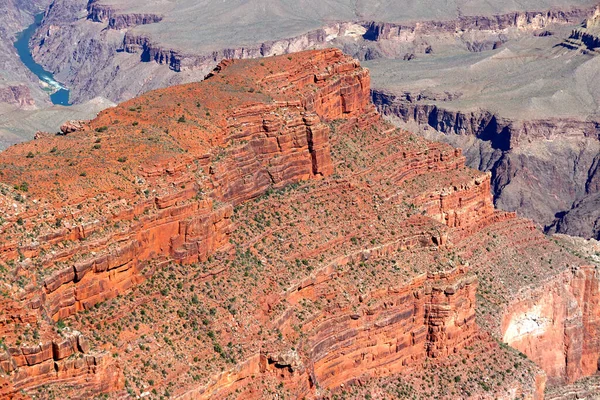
xmin=14 ymin=13 xmax=71 ymax=106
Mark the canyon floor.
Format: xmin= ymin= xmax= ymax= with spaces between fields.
xmin=1 ymin=48 xmax=600 ymax=399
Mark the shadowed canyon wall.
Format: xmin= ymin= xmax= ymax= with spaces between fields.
xmin=372 ymin=89 xmax=600 ymax=239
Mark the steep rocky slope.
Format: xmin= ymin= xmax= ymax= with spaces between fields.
xmin=368 ymin=17 xmax=600 ymax=239
xmin=21 ymin=0 xmax=600 ymax=243
xmin=0 ymin=49 xmax=599 ymax=399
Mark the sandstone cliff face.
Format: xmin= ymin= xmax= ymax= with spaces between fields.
xmin=0 ymin=49 xmax=597 ymax=398
xmin=502 ymin=266 xmax=600 ymax=385
xmin=0 ymin=49 xmax=556 ymax=398
xmin=86 ymin=0 xmax=163 ymax=29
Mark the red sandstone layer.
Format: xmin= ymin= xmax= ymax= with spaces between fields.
xmin=0 ymin=49 xmax=595 ymax=398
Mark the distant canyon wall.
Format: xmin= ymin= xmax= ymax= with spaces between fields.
xmin=86 ymin=0 xmax=163 ymax=29
xmin=562 ymin=6 xmax=600 ymax=53
xmin=363 ymin=6 xmax=594 ymax=46
xmin=27 ymin=0 xmax=599 ymax=105
xmin=372 ymin=89 xmax=600 ymax=239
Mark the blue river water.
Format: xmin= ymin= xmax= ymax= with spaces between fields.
xmin=14 ymin=13 xmax=71 ymax=106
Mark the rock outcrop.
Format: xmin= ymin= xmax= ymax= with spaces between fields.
xmin=562 ymin=6 xmax=600 ymax=53
xmin=87 ymin=0 xmax=163 ymax=29
xmin=502 ymin=265 xmax=600 ymax=385
xmin=58 ymin=119 xmax=85 ymax=134
xmin=0 ymin=49 xmax=598 ymax=398
xmin=372 ymin=89 xmax=600 ymax=237
xmin=0 ymin=85 xmax=36 ymax=109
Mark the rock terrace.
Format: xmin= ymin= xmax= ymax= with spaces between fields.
xmin=0 ymin=49 xmax=598 ymax=399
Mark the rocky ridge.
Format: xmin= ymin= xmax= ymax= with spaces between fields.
xmin=0 ymin=49 xmax=599 ymax=398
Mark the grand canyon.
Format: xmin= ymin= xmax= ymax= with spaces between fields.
xmin=2 ymin=1 xmax=600 ymax=399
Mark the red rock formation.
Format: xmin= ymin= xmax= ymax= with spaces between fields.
xmin=59 ymin=120 xmax=86 ymax=135
xmin=502 ymin=265 xmax=600 ymax=385
xmin=0 ymin=48 xmax=593 ymax=398
xmin=183 ymin=268 xmax=479 ymax=399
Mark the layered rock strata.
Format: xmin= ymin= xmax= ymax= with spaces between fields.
xmin=563 ymin=6 xmax=600 ymax=53
xmin=87 ymin=0 xmax=163 ymax=29
xmin=372 ymin=89 xmax=600 ymax=237
xmin=501 ymin=265 xmax=600 ymax=385
xmin=28 ymin=0 xmax=600 ymax=106
xmin=0 ymin=49 xmax=597 ymax=398
xmin=363 ymin=6 xmax=594 ymax=42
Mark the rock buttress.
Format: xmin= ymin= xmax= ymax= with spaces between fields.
xmin=0 ymin=49 xmax=586 ymax=398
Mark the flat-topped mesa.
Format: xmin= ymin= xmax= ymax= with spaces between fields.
xmin=86 ymin=0 xmax=163 ymax=29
